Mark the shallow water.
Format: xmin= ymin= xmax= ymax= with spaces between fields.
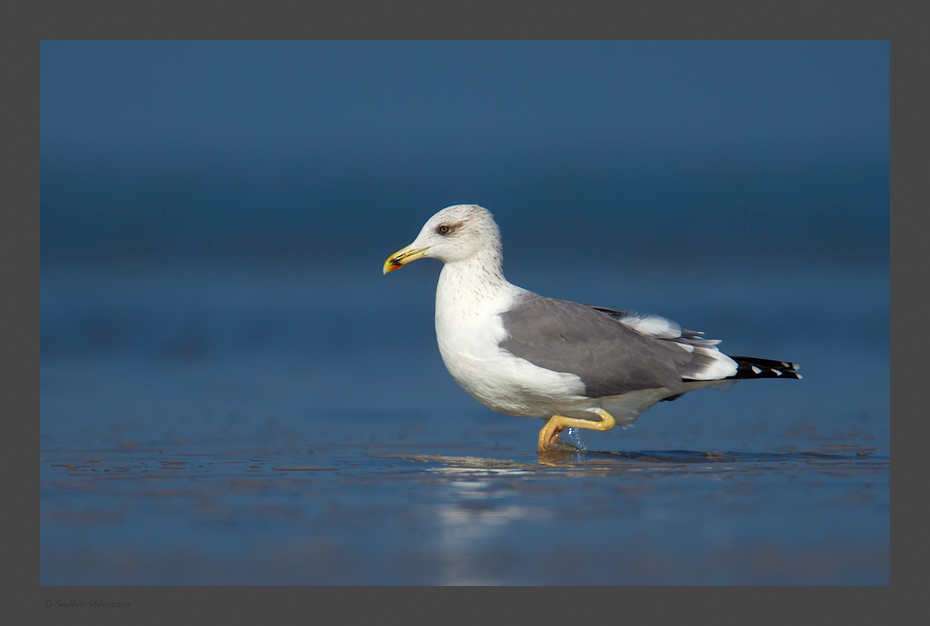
xmin=39 ymin=260 xmax=889 ymax=585
xmin=39 ymin=439 xmax=888 ymax=585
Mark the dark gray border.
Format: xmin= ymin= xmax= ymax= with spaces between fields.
xmin=19 ymin=6 xmax=902 ymax=626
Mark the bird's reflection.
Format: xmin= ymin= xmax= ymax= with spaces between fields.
xmin=426 ymin=466 xmax=549 ymax=585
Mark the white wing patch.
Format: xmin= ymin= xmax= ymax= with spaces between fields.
xmin=618 ymin=311 xmax=737 ymax=381
xmin=617 ymin=313 xmax=682 ymax=339
xmin=689 ymin=347 xmax=738 ymax=380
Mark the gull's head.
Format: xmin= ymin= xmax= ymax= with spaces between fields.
xmin=383 ymin=204 xmax=501 ymax=274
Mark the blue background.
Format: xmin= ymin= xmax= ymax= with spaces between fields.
xmin=41 ymin=40 xmax=888 ymax=267
xmin=40 ymin=41 xmax=889 ymax=585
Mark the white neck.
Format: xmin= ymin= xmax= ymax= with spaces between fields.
xmin=435 ymin=248 xmax=519 ymax=319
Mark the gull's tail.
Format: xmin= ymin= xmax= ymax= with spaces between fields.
xmin=727 ymin=356 xmax=802 ymax=380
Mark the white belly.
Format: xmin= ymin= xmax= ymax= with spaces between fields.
xmin=436 ymin=313 xmax=588 ymax=418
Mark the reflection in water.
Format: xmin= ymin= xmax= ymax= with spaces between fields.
xmin=410 ymin=446 xmax=889 ymax=584
xmin=40 ymin=444 xmax=890 ymax=584
xmin=427 ymin=467 xmax=547 ymax=585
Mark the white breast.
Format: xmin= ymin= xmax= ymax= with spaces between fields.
xmin=433 ymin=261 xmax=586 ymax=418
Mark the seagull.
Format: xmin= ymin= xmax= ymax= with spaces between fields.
xmin=383 ymin=204 xmax=800 ymax=453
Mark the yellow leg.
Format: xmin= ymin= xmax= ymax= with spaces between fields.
xmin=537 ymin=408 xmax=616 ymax=453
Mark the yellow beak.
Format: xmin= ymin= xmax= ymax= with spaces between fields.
xmin=383 ymin=245 xmax=430 ymax=274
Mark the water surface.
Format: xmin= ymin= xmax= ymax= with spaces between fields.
xmin=40 ymin=260 xmax=889 ymax=585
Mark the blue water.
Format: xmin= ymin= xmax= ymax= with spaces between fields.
xmin=39 ymin=257 xmax=889 ymax=585
xmin=39 ymin=39 xmax=889 ymax=587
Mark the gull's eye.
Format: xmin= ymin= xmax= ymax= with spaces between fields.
xmin=435 ymin=221 xmax=462 ymax=236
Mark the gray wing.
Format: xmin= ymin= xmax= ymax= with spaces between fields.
xmin=498 ymin=293 xmax=731 ymax=398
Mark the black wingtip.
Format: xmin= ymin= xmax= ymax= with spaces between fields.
xmin=728 ymin=356 xmax=801 ymax=380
